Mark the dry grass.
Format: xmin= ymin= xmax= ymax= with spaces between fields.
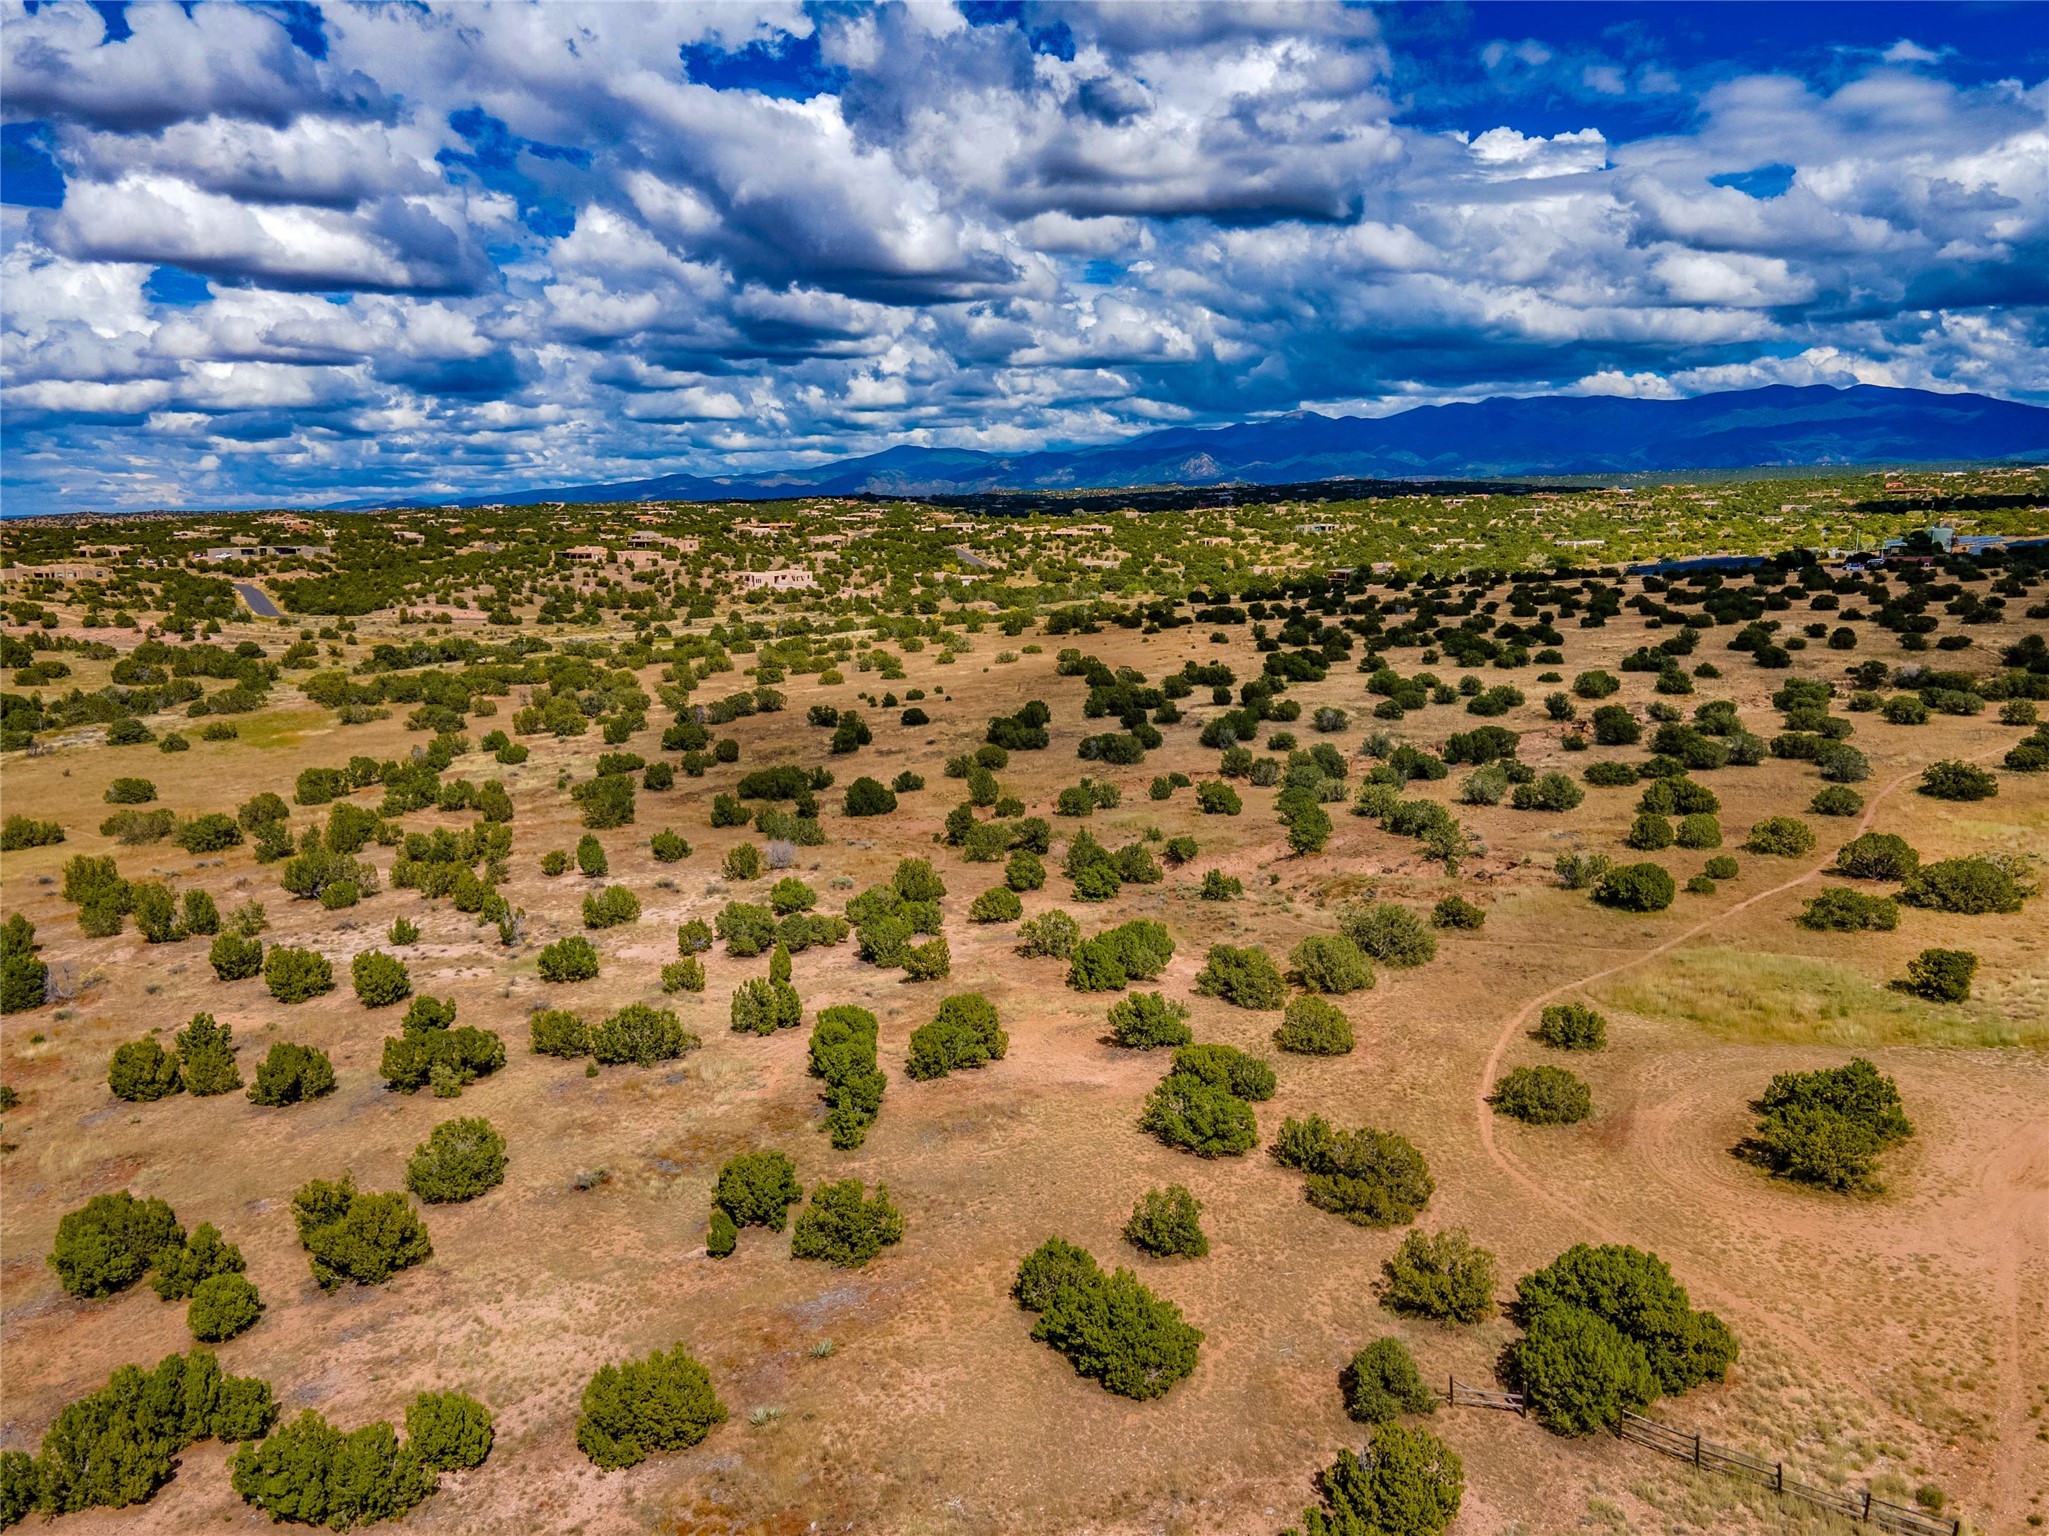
xmin=1594 ymin=946 xmax=2049 ymax=1050
xmin=2 ymin=588 xmax=2045 ymax=1535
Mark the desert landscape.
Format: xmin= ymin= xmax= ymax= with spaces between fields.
xmin=2 ymin=493 xmax=2045 ymax=1536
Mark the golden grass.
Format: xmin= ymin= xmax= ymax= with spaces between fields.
xmin=1593 ymin=945 xmax=2048 ymax=1050
xmin=224 ymin=706 xmax=332 ymax=750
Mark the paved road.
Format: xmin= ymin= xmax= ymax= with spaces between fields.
xmin=234 ymin=583 xmax=281 ymax=618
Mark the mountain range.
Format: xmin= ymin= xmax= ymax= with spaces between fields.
xmin=375 ymin=384 xmax=2049 ymax=508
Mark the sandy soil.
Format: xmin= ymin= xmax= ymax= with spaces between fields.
xmin=2 ymin=592 xmax=2045 ymax=1536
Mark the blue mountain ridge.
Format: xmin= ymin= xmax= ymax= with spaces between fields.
xmin=366 ymin=385 xmax=2049 ymax=508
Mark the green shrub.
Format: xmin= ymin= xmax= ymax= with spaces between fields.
xmin=1290 ymin=933 xmax=1373 ymax=993
xmin=406 ymin=1117 xmax=507 ymax=1203
xmin=1340 ymin=902 xmax=1438 ymax=968
xmin=1622 ymin=819 xmax=1671 ymax=856
xmin=577 ymin=1344 xmax=726 ymax=1470
xmin=790 ymin=1180 xmax=905 ymax=1267
xmin=650 ymin=829 xmax=690 ymax=862
xmin=1919 ymin=759 xmax=1998 ymax=801
xmin=176 ymin=1013 xmax=242 ymax=1095
xmin=906 ymin=993 xmax=1006 ymax=1078
xmin=1554 ymin=851 xmax=1612 ymax=890
xmin=843 ymin=776 xmax=897 ymax=816
xmin=1195 ymin=780 xmax=1242 ymax=815
xmin=590 ymin=1004 xmax=697 ymax=1065
xmin=1379 ymin=1227 xmax=1497 ymax=1324
xmin=1107 ymin=992 xmax=1192 ymax=1049
xmin=1270 ymin=1116 xmax=1434 ymax=1227
xmin=572 ymin=772 xmax=636 ymax=829
xmin=1140 ymin=1072 xmax=1259 ymax=1157
xmin=715 ymin=900 xmax=778 ymax=956
xmin=1510 ymin=1303 xmax=1658 ymax=1435
xmin=1703 ymin=855 xmax=1739 ymax=880
xmin=1511 ymin=772 xmax=1584 ymax=812
xmin=1124 ymin=1186 xmax=1207 ymax=1258
xmin=730 ymin=974 xmax=804 ymax=1036
xmin=715 ymin=1151 xmax=804 ymax=1230
xmin=660 ymin=957 xmax=705 ymax=994
xmin=1343 ymin=1337 xmax=1435 ymax=1423
xmin=1016 ymin=913 xmax=1081 ymax=962
xmin=1198 ymin=868 xmax=1243 ymax=900
xmin=36 ymin=1348 xmax=275 ymax=1516
xmin=108 ymin=1037 xmax=183 ymax=1102
xmin=537 ymin=934 xmax=601 ymax=981
xmin=1797 ymin=887 xmax=1899 ymax=932
xmin=1810 ymin=785 xmax=1865 ymax=816
xmin=380 ymin=1017 xmax=503 ymax=1098
xmin=290 ymin=1175 xmax=432 ymax=1289
xmin=530 ymin=1008 xmax=588 ymax=1058
xmin=247 ymin=1042 xmax=336 ymax=1106
xmin=1514 ymin=1242 xmax=1737 ymax=1401
xmin=722 ymin=844 xmax=763 ymax=882
xmin=1491 ymin=1065 xmax=1592 ymax=1125
xmin=0 ymin=814 xmax=64 ymax=851
xmin=1582 ymin=759 xmax=1638 ymax=787
xmin=187 ymin=1273 xmax=264 ymax=1342
xmin=969 ymin=886 xmax=1023 ymax=923
xmin=1534 ymin=1003 xmax=1606 ymax=1051
xmin=2 ymin=914 xmax=49 ymax=1014
xmin=231 ymin=1408 xmax=439 ymax=1527
xmin=1004 ymin=849 xmax=1047 ymax=892
xmin=351 ymin=949 xmax=411 ymax=1008
xmin=810 ymin=1005 xmax=886 ymax=1149
xmin=1012 ymin=1239 xmax=1202 ymax=1400
xmin=207 ymin=931 xmax=264 ymax=983
xmin=181 ymin=889 xmax=221 ymax=937
xmin=1593 ymin=862 xmax=1675 ymax=912
xmin=1835 ymin=832 xmax=1919 ymax=881
xmin=152 ymin=1221 xmax=246 ymax=1302
xmin=48 ymin=1191 xmax=183 ymax=1298
xmin=707 ymin=1207 xmax=738 ymax=1258
xmin=1673 ymin=813 xmax=1721 ymax=850
xmin=104 ymin=776 xmax=158 ymax=804
xmin=1275 ymin=995 xmax=1355 ymax=1055
xmin=1901 ymin=855 xmax=2031 ymax=914
xmin=1194 ymin=943 xmax=1288 ymax=1008
xmin=1744 ymin=817 xmax=1815 ymax=857
xmin=264 ymin=946 xmax=334 ymax=1003
xmin=1283 ymin=1424 xmax=1464 ymax=1536
xmin=1903 ymin=947 xmax=1977 ymax=1002
xmin=766 ymin=876 xmax=815 ymax=916
xmin=582 ymin=884 xmax=641 ymax=929
xmin=174 ymin=813 xmax=243 ymax=854
xmin=406 ymin=1392 xmax=494 ymax=1472
xmin=902 ymin=934 xmax=952 ymax=981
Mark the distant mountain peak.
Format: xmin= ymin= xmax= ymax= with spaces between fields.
xmin=361 ymin=384 xmax=2048 ymax=510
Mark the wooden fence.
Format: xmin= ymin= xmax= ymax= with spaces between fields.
xmin=1443 ymin=1380 xmax=1960 ymax=1536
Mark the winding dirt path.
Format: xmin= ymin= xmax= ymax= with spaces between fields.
xmin=1473 ymin=758 xmax=1923 ymax=1232
xmin=1469 ymin=749 xmax=2042 ymax=1526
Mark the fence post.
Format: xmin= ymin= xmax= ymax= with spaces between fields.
xmin=1693 ymin=1433 xmax=1702 ymax=1469
xmin=1775 ymin=1463 xmax=1783 ymax=1492
xmin=1861 ymin=1489 xmax=1872 ymax=1521
xmin=1448 ymin=1373 xmax=1456 ymax=1406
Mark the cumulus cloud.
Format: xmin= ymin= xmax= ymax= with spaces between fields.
xmin=2 ymin=0 xmax=2045 ymax=511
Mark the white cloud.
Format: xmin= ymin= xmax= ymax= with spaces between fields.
xmin=1 ymin=0 xmax=2043 ymax=511
xmin=1883 ymin=39 xmax=1944 ymax=65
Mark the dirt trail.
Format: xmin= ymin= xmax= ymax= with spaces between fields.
xmin=1472 ymin=759 xmax=1926 ymax=1240
xmin=1983 ymin=1119 xmax=2049 ymax=1532
xmin=1470 ymin=749 xmax=2043 ymax=1524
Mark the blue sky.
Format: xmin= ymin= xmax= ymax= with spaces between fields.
xmin=3 ymin=1 xmax=2045 ymax=514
